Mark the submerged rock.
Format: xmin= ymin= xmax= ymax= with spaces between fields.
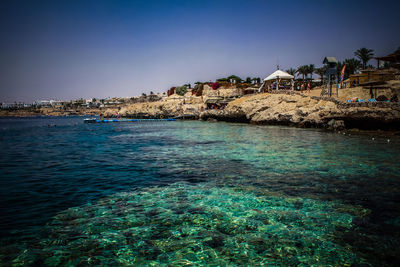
xmin=327 ymin=119 xmax=345 ymax=130
xmin=3 ymin=182 xmax=368 ymax=266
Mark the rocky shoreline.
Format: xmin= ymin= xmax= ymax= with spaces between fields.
xmin=0 ymin=107 xmax=102 ymax=117
xmin=200 ymin=92 xmax=400 ymax=131
xmin=99 ymin=91 xmax=400 ymax=132
xmin=2 ymin=91 xmax=400 ymax=132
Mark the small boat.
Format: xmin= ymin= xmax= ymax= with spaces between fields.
xmin=83 ymin=118 xmax=98 ymax=123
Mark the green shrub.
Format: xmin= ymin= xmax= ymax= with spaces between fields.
xmin=193 ymin=84 xmax=203 ymax=96
xmin=175 ymin=86 xmax=188 ymax=96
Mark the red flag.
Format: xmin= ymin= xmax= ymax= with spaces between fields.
xmin=340 ymin=65 xmax=346 ymax=82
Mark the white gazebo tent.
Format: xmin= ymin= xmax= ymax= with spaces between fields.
xmin=259 ymin=70 xmax=294 ymax=92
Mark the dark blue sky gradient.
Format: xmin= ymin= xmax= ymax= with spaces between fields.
xmin=1 ymin=0 xmax=399 ymax=102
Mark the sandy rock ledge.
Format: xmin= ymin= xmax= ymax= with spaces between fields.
xmin=200 ymin=93 xmax=400 ymax=131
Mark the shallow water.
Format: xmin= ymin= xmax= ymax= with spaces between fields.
xmin=0 ymin=117 xmax=399 ymax=265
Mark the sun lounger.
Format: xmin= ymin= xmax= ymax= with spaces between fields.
xmin=358 ymin=99 xmax=365 ymax=102
xmin=368 ymin=98 xmax=377 ymax=102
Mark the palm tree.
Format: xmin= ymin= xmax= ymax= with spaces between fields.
xmin=307 ymin=64 xmax=315 ymax=80
xmin=344 ymin=58 xmax=362 ymax=78
xmin=354 ymin=47 xmax=374 ymax=69
xmin=314 ymin=67 xmax=327 ymax=84
xmin=285 ymin=68 xmax=296 ymax=78
xmin=296 ymin=65 xmax=308 ymax=82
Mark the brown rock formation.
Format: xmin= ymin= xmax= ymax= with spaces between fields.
xmin=114 ymin=98 xmax=203 ymax=118
xmin=201 ymin=92 xmax=400 ymax=131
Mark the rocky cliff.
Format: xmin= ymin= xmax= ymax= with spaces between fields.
xmin=108 ymin=98 xmax=203 ymax=118
xmin=102 ymin=85 xmax=400 ymax=131
xmin=200 ymin=92 xmax=400 ymax=131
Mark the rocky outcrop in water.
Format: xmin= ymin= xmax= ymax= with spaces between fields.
xmin=104 ymin=88 xmax=400 ymax=130
xmin=108 ymin=98 xmax=203 ymax=118
xmin=200 ymin=92 xmax=400 ymax=130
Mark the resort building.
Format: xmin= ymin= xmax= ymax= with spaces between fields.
xmin=375 ymin=50 xmax=400 ymax=69
xmin=34 ymin=100 xmax=52 ymax=107
xmin=1 ymin=102 xmax=31 ymax=109
xmin=347 ymin=69 xmax=399 ymax=88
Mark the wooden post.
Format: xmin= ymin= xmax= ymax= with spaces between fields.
xmin=328 ymin=75 xmax=332 ymax=97
xmin=336 ymin=76 xmax=339 ymax=97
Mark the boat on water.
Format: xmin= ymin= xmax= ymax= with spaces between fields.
xmin=84 ymin=118 xmax=177 ymax=123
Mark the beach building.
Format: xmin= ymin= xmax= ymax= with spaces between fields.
xmin=375 ymin=50 xmax=400 ymax=69
xmin=85 ymin=98 xmax=94 ymax=104
xmin=102 ymin=98 xmax=122 ymax=107
xmin=344 ymin=68 xmax=400 ymax=99
xmin=49 ymin=100 xmax=65 ymax=107
xmin=323 ymin=57 xmax=339 ymax=82
xmin=259 ymin=70 xmax=294 ymax=92
xmin=1 ymin=102 xmax=29 ymax=109
xmin=34 ymin=100 xmax=52 ymax=107
xmin=347 ymin=68 xmax=398 ymax=87
xmin=323 ymin=57 xmax=338 ymax=68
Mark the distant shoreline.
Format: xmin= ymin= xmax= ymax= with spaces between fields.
xmin=2 ymin=91 xmax=400 ymax=134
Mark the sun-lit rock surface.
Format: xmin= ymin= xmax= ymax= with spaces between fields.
xmin=108 ymin=90 xmax=400 ymax=130
xmin=200 ymin=92 xmax=400 ymax=130
xmin=111 ymin=98 xmax=203 ymax=118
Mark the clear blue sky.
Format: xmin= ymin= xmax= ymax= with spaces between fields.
xmin=1 ymin=0 xmax=399 ymax=102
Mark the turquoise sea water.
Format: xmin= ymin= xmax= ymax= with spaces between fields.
xmin=0 ymin=117 xmax=399 ymax=266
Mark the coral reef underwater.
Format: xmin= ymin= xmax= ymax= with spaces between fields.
xmin=9 ymin=182 xmax=368 ymax=266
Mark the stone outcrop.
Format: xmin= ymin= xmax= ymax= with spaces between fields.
xmin=107 ymin=90 xmax=400 ymax=130
xmin=0 ymin=107 xmax=103 ymax=117
xmin=111 ymin=85 xmax=242 ymax=119
xmin=111 ymin=98 xmax=203 ymax=118
xmin=200 ymin=92 xmax=400 ymax=130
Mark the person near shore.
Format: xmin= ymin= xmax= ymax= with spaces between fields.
xmin=100 ymin=113 xmax=104 ymax=122
xmin=307 ymin=82 xmax=311 ymax=93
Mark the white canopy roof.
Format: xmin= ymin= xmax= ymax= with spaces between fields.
xmin=264 ymin=70 xmax=294 ymax=81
